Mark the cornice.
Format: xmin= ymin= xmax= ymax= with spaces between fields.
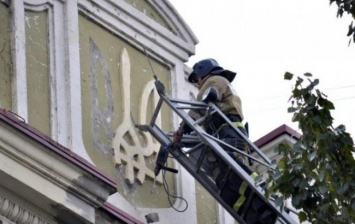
xmin=0 ymin=109 xmax=117 ymax=208
xmin=77 ymin=0 xmax=196 ymax=62
xmin=0 ymin=195 xmax=53 ymax=224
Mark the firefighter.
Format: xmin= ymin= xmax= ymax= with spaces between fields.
xmin=172 ymin=58 xmax=276 ymax=224
xmin=172 ymin=58 xmax=247 ymax=201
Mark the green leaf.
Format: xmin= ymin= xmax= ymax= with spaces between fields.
xmin=291 ymin=113 xmax=300 ymax=122
xmin=319 ymin=169 xmax=325 ymax=182
xmin=299 ymin=179 xmax=308 ymax=188
xmin=271 ymin=159 xmax=277 ymax=167
xmin=304 ymin=73 xmax=312 ymax=77
xmin=323 ymin=100 xmax=335 ymax=110
xmin=296 ymin=77 xmax=304 ymax=86
xmin=298 ymin=211 xmax=308 ymax=222
xmin=276 ymin=73 xmax=355 ymax=223
xmin=293 ymin=88 xmax=301 ymax=97
xmin=316 ymin=89 xmax=322 ymax=97
xmin=312 ymin=115 xmax=322 ymax=124
xmin=348 ymin=22 xmax=354 ymax=36
xmin=308 ymin=151 xmax=317 ymax=161
xmin=299 ymin=88 xmax=308 ymax=96
xmin=293 ymin=141 xmax=303 ymax=151
xmin=312 ymin=79 xmax=319 ymax=87
xmin=306 ymin=95 xmax=316 ymax=105
xmin=293 ymin=194 xmax=301 ymax=207
xmin=273 ymin=171 xmax=283 ymax=181
xmin=284 ymin=72 xmax=294 ymax=80
xmin=337 ymin=183 xmax=349 ymax=195
xmin=342 ymin=207 xmax=350 ymax=219
xmin=275 ymin=197 xmax=284 ymax=209
xmin=293 ymin=163 xmax=304 ymax=170
xmin=335 ymin=124 xmax=346 ymax=132
xmin=318 ymin=132 xmax=330 ymax=140
xmin=342 ymin=135 xmax=354 ymax=145
xmin=352 ymin=200 xmax=355 ymax=210
xmin=288 ymin=107 xmax=299 ymax=113
xmin=319 ymin=185 xmax=328 ymax=194
xmin=292 ymin=178 xmax=301 ymax=187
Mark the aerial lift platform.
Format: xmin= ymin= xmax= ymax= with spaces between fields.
xmin=136 ymin=78 xmax=297 ymax=224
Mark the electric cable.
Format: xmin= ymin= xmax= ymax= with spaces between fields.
xmin=324 ymin=84 xmax=355 ymax=91
xmin=246 ymin=84 xmax=355 ymax=105
xmin=332 ymin=96 xmax=355 ymax=101
xmin=161 ymin=161 xmax=189 ymax=213
xmin=142 ymin=46 xmax=158 ymax=81
xmin=247 ymin=95 xmax=355 ymax=115
xmin=142 ymin=46 xmax=187 ymax=212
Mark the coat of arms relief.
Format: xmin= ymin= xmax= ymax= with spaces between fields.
xmin=88 ymin=38 xmax=167 ymax=187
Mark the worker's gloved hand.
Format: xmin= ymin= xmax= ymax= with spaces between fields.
xmin=172 ymin=131 xmax=182 ymax=143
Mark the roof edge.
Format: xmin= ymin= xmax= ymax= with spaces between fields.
xmin=101 ymin=202 xmax=144 ymax=224
xmin=254 ymin=124 xmax=301 ymax=148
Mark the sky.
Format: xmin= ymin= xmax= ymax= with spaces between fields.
xmin=169 ymin=0 xmax=355 ymax=141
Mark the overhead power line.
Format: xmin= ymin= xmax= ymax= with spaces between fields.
xmin=247 ymin=84 xmax=355 ymax=103
xmin=248 ymin=96 xmax=355 ymax=114
xmin=324 ymin=85 xmax=355 ymax=91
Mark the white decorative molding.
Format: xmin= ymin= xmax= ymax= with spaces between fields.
xmin=147 ymin=0 xmax=197 ymax=43
xmin=64 ymin=0 xmax=94 ymax=163
xmin=11 ymin=0 xmax=28 ymax=121
xmin=24 ymin=0 xmax=69 ymax=149
xmin=12 ymin=0 xmax=92 ymax=164
xmin=77 ymin=0 xmax=195 ymax=63
xmin=0 ymin=195 xmax=51 ymax=224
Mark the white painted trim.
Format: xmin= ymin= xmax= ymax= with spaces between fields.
xmin=25 ymin=0 xmax=64 ymax=6
xmin=0 ymin=187 xmax=55 ymax=224
xmin=50 ymin=1 xmax=68 ymax=145
xmin=150 ymin=0 xmax=198 ymax=44
xmin=111 ymin=0 xmax=196 ymax=51
xmin=77 ymin=0 xmax=193 ymax=63
xmin=23 ymin=1 xmax=71 ymax=147
xmin=64 ymin=0 xmax=94 ymax=163
xmin=11 ymin=0 xmax=28 ymax=121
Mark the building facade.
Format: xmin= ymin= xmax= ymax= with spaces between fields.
xmin=0 ymin=1 xmax=301 ymax=223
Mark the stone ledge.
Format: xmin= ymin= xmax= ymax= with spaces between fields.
xmin=0 ymin=109 xmax=118 ymax=223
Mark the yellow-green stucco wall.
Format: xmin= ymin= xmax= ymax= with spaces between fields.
xmin=0 ymin=3 xmax=12 ymax=111
xmin=79 ymin=14 xmax=174 ymax=208
xmin=26 ymin=10 xmax=51 ymax=136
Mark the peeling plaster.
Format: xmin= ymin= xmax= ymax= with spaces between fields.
xmin=90 ymin=37 xmax=116 ymax=156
